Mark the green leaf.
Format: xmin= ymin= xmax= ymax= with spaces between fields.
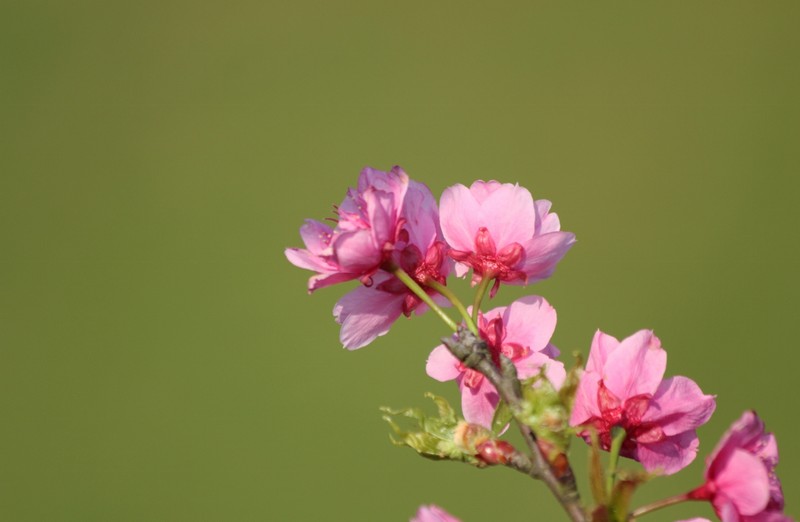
xmin=516 ymin=369 xmax=572 ymax=456
xmin=379 ymin=393 xmax=486 ymax=466
xmin=491 ymin=399 xmax=512 ymax=436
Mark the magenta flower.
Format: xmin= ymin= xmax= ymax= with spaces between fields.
xmin=439 ymin=180 xmax=575 ymax=296
xmin=570 ymin=330 xmax=716 ymax=475
xmin=411 ymin=504 xmax=461 ymax=522
xmin=688 ymin=411 xmax=790 ymax=522
xmin=426 ymin=296 xmax=566 ymax=428
xmin=332 ymin=178 xmax=451 ymax=349
xmin=285 ymin=166 xmax=410 ymax=293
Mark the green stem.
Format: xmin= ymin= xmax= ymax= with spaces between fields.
xmin=471 ymin=275 xmax=494 ymax=323
xmin=629 ymin=493 xmax=691 ymax=520
xmin=425 ymin=279 xmax=478 ymax=335
xmin=606 ymin=426 xmax=626 ymax=496
xmin=392 ymin=268 xmax=458 ymax=331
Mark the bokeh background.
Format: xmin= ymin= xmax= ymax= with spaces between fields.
xmin=2 ymin=1 xmax=798 ymax=520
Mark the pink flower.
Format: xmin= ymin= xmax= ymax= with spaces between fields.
xmin=426 ymin=296 xmax=566 ymax=428
xmin=688 ymin=411 xmax=791 ymax=522
xmin=439 ymin=180 xmax=575 ymax=296
xmin=570 ymin=330 xmax=716 ymax=475
xmin=332 ymin=178 xmax=451 ymax=349
xmin=285 ymin=166 xmax=410 ymax=293
xmin=411 ymin=505 xmax=461 ymax=522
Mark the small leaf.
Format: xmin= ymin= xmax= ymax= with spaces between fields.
xmin=491 ymin=399 xmax=512 ymax=436
xmin=379 ymin=393 xmax=484 ymax=466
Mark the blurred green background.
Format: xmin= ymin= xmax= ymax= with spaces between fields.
xmin=2 ymin=1 xmax=798 ymax=520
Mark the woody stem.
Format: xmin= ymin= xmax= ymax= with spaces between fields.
xmin=442 ymin=327 xmax=586 ymax=522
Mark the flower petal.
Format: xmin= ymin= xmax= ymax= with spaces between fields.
xmin=516 ymin=231 xmax=576 ymax=283
xmin=501 ymin=296 xmax=556 ymax=353
xmin=569 ymin=370 xmax=602 ymax=426
xmin=333 ymin=285 xmax=403 ymax=350
xmin=440 ymin=184 xmax=481 ymax=251
xmin=477 ymin=182 xmax=537 ymax=247
xmin=635 ymin=430 xmax=699 ymax=475
xmin=586 ymin=329 xmax=620 ymax=374
xmin=460 ymin=377 xmax=500 ymax=428
xmin=713 ymin=448 xmax=771 ymax=516
xmin=642 ymin=376 xmax=716 ymax=436
xmin=603 ymin=329 xmax=666 ymax=401
xmin=426 ymin=345 xmax=461 ymax=382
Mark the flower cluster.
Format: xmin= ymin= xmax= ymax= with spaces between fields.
xmin=286 ymin=167 xmax=575 ymax=349
xmin=287 ymin=166 xmax=792 ymax=522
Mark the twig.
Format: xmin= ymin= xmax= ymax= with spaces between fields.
xmin=443 ymin=327 xmax=586 ymax=522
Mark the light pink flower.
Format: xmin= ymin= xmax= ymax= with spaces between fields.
xmin=570 ymin=330 xmax=716 ymax=475
xmin=285 ymin=166 xmax=410 ymax=293
xmin=332 ymin=178 xmax=450 ymax=349
xmin=439 ymin=180 xmax=575 ymax=296
xmin=688 ymin=411 xmax=791 ymax=522
xmin=411 ymin=504 xmax=461 ymax=522
xmin=427 ymin=296 xmax=566 ymax=428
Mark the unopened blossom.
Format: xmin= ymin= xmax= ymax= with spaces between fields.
xmin=570 ymin=329 xmax=716 ymax=475
xmin=285 ymin=166 xmax=410 ymax=292
xmin=687 ymin=411 xmax=791 ymax=522
xmin=411 ymin=505 xmax=461 ymax=522
xmin=332 ymin=178 xmax=450 ymax=349
xmin=439 ymin=180 xmax=575 ymax=296
xmin=427 ymin=296 xmax=566 ymax=428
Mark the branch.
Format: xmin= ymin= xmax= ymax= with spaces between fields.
xmin=443 ymin=327 xmax=586 ymax=522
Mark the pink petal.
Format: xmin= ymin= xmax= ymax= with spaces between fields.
xmin=534 ymin=199 xmax=562 ymax=234
xmin=516 ymin=231 xmax=576 ymax=283
xmin=714 ymin=448 xmax=770 ymax=516
xmin=298 ymin=219 xmax=334 ymax=254
xmin=460 ymin=377 xmax=500 ymax=428
xmin=501 ymin=296 xmax=557 ymax=353
xmin=517 ymin=352 xmax=567 ymax=390
xmin=603 ymin=330 xmax=666 ymax=401
xmin=708 ymin=410 xmax=771 ymax=476
xmin=411 ymin=504 xmax=461 ymax=522
xmin=642 ymin=376 xmax=716 ymax=436
xmin=364 ymin=188 xmax=397 ymax=247
xmin=635 ymin=430 xmax=699 ymax=475
xmin=332 ymin=229 xmax=380 ymax=272
xmin=440 ymin=184 xmax=481 ymax=251
xmin=307 ymin=271 xmax=357 ymax=293
xmin=569 ymin=370 xmax=602 ymax=426
xmin=284 ymin=247 xmax=333 ymax=274
xmin=477 ymin=182 xmax=537 ymax=247
xmin=333 ymin=285 xmax=403 ymax=350
xmin=358 ymin=165 xmax=408 ymax=212
xmin=401 ymin=180 xmax=440 ymax=250
xmin=469 ymin=179 xmax=503 ymax=203
xmin=453 ymin=261 xmax=470 ymax=278
xmin=426 ymin=345 xmax=461 ymax=382
xmin=586 ymin=330 xmax=620 ymax=374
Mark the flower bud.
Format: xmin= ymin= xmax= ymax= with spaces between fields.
xmin=475 ymin=439 xmax=517 ymax=465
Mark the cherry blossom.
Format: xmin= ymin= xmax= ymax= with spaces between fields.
xmin=332 ymin=177 xmax=450 ymax=349
xmin=427 ymin=296 xmax=566 ymax=428
xmin=285 ymin=166 xmax=410 ymax=292
xmin=570 ymin=329 xmax=716 ymax=475
xmin=439 ymin=180 xmax=575 ymax=296
xmin=688 ymin=411 xmax=791 ymax=522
